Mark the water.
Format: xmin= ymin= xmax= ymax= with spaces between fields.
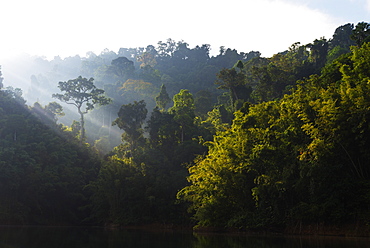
xmin=0 ymin=226 xmax=369 ymax=248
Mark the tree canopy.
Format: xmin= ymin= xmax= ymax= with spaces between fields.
xmin=1 ymin=22 xmax=370 ymax=234
xmin=53 ymin=76 xmax=111 ymax=143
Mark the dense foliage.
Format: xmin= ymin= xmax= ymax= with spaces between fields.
xmin=179 ymin=45 xmax=370 ymax=228
xmin=0 ymin=87 xmax=100 ymax=224
xmin=1 ymin=22 xmax=370 ymax=231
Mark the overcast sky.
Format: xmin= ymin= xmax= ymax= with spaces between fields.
xmin=0 ymin=0 xmax=369 ymax=61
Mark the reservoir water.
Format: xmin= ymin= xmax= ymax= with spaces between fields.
xmin=0 ymin=226 xmax=369 ymax=248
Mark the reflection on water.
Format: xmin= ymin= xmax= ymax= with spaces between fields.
xmin=0 ymin=226 xmax=369 ymax=248
xmin=192 ymin=233 xmax=370 ymax=248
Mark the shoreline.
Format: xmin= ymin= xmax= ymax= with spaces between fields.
xmin=109 ymin=222 xmax=370 ymax=238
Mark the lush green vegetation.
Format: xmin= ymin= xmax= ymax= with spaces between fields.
xmin=0 ymin=84 xmax=101 ymax=224
xmin=1 ymin=22 xmax=370 ymax=231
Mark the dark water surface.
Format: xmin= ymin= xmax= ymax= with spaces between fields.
xmin=0 ymin=226 xmax=369 ymax=248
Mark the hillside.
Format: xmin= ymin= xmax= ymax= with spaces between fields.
xmin=0 ymin=22 xmax=370 ymax=233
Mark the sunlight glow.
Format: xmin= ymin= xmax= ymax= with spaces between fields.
xmin=0 ymin=0 xmax=343 ymax=61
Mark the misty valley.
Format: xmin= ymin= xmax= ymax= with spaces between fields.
xmin=1 ymin=22 xmax=370 ymax=241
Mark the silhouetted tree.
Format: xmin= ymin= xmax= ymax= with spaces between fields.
xmin=53 ymin=76 xmax=111 ymax=144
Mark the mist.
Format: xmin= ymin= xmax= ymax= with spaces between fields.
xmin=0 ymin=41 xmax=261 ymax=151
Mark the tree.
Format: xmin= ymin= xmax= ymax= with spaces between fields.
xmin=330 ymin=23 xmax=355 ymax=49
xmin=112 ymin=100 xmax=148 ymax=150
xmin=4 ymin=86 xmax=26 ymax=105
xmin=52 ymin=76 xmax=111 ymax=144
xmin=137 ymin=46 xmax=157 ymax=68
xmin=177 ymin=108 xmax=260 ymax=228
xmin=110 ymin=57 xmax=135 ymax=80
xmin=194 ymin=90 xmax=214 ymax=119
xmin=169 ymin=89 xmax=195 ymax=142
xmin=146 ymin=107 xmax=180 ymax=152
xmin=88 ymin=156 xmax=147 ymax=225
xmin=216 ymin=68 xmax=248 ymax=111
xmin=120 ymin=79 xmax=155 ymax=104
xmin=157 ymin=38 xmax=177 ymax=57
xmin=155 ymin=84 xmax=171 ymax=111
xmin=307 ymin=38 xmax=329 ymax=72
xmin=351 ymin=22 xmax=370 ymax=46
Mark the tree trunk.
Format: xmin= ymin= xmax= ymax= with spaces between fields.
xmin=78 ymin=108 xmax=85 ymax=145
xmin=230 ymin=88 xmax=239 ymax=112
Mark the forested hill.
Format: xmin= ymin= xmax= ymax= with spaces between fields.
xmin=1 ymin=22 xmax=370 ymax=233
xmin=0 ymin=83 xmax=101 ymax=224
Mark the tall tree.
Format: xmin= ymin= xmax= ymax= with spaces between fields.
xmin=155 ymin=84 xmax=171 ymax=111
xmin=169 ymin=89 xmax=195 ymax=142
xmin=147 ymin=107 xmax=180 ymax=150
xmin=307 ymin=38 xmax=329 ymax=71
xmin=216 ymin=68 xmax=248 ymax=111
xmin=52 ymin=76 xmax=111 ymax=144
xmin=112 ymin=100 xmax=148 ymax=150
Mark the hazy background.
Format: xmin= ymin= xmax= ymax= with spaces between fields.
xmin=1 ymin=0 xmax=368 ymax=61
xmin=0 ymin=0 xmax=368 ymax=111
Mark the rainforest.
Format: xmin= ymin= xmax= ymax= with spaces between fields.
xmin=1 ymin=22 xmax=370 ymax=236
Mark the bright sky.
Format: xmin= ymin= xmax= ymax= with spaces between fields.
xmin=0 ymin=0 xmax=369 ymax=61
